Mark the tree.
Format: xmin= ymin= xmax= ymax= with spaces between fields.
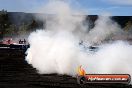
xmin=0 ymin=9 xmax=10 ymax=38
xmin=4 ymin=24 xmax=17 ymax=37
xmin=28 ymin=19 xmax=39 ymax=31
xmin=124 ymin=21 xmax=132 ymax=31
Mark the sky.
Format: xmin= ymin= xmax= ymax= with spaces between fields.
xmin=0 ymin=0 xmax=132 ymax=16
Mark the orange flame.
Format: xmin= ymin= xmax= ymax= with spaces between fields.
xmin=78 ymin=65 xmax=86 ymax=76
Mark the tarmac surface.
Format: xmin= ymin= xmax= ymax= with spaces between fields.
xmin=0 ymin=48 xmax=132 ymax=88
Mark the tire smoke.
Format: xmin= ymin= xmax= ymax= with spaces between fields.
xmin=26 ymin=0 xmax=132 ymax=79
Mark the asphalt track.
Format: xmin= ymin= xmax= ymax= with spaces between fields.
xmin=0 ymin=49 xmax=132 ymax=88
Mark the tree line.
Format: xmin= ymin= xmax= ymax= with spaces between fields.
xmin=0 ymin=9 xmax=43 ymax=39
xmin=0 ymin=9 xmax=132 ymax=39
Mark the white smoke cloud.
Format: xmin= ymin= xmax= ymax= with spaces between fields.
xmin=26 ymin=30 xmax=80 ymax=75
xmin=87 ymin=15 xmax=122 ymax=44
xmin=26 ymin=0 xmax=86 ymax=75
xmin=81 ymin=41 xmax=132 ymax=75
xmin=26 ymin=0 xmax=132 ymax=81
